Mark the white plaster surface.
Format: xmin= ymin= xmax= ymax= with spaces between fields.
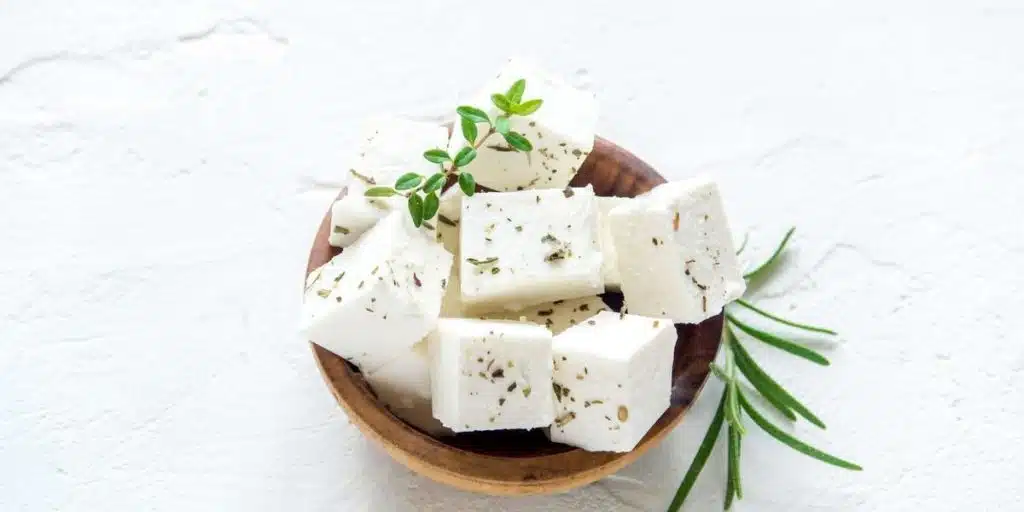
xmin=1 ymin=1 xmax=1022 ymax=510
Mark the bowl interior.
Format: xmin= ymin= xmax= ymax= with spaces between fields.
xmin=306 ymin=137 xmax=723 ymax=494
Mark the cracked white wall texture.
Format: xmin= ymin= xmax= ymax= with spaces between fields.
xmin=1 ymin=1 xmax=1021 ymax=510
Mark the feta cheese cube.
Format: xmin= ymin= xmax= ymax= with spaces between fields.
xmin=437 ymin=185 xmax=465 ymax=223
xmin=489 ymin=296 xmax=610 ymax=335
xmin=364 ymin=341 xmax=451 ymax=436
xmin=460 ymin=185 xmax=604 ymax=312
xmin=609 ymin=177 xmax=745 ymax=323
xmin=449 ymin=58 xmax=597 ymax=192
xmin=428 ymin=319 xmax=555 ymax=432
xmin=597 ymin=196 xmax=630 ymax=290
xmin=301 ymin=211 xmax=453 ymax=372
xmin=329 ymin=116 xmax=448 ymax=247
xmin=548 ymin=311 xmax=675 ymax=452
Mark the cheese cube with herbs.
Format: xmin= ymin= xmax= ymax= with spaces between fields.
xmin=449 ymin=58 xmax=597 ymax=192
xmin=490 ymin=296 xmax=609 ymax=335
xmin=329 ymin=116 xmax=449 ymax=248
xmin=460 ymin=185 xmax=604 ymax=313
xmin=301 ymin=211 xmax=453 ymax=372
xmin=609 ymin=177 xmax=745 ymax=323
xmin=548 ymin=311 xmax=675 ymax=452
xmin=597 ymin=196 xmax=630 ymax=290
xmin=428 ymin=319 xmax=555 ymax=432
xmin=364 ymin=341 xmax=450 ymax=436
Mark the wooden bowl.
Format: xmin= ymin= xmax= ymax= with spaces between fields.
xmin=305 ymin=136 xmax=723 ymax=495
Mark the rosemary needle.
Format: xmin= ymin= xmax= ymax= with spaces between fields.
xmin=731 ymin=331 xmax=825 ymax=429
xmin=733 ymin=298 xmax=838 ymax=336
xmin=739 ymin=392 xmax=862 ymax=471
xmin=728 ymin=314 xmax=831 ymax=366
xmin=743 ymin=227 xmax=795 ymax=280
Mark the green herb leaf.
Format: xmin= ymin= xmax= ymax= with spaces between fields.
xmin=459 ymin=172 xmax=476 ymax=196
xmin=506 ymin=79 xmax=526 ymax=104
xmin=504 ymin=131 xmax=533 ymax=151
xmin=423 ymin=173 xmax=446 ymax=194
xmin=424 ymin=149 xmax=451 ymax=165
xmin=724 ymin=350 xmax=746 ymax=435
xmin=422 ymin=191 xmax=439 ymax=221
xmin=744 ymin=227 xmax=795 ymax=280
xmin=732 ymin=330 xmax=828 ymax=427
xmin=466 ymin=256 xmax=498 ymax=266
xmin=461 ymin=117 xmax=478 ymax=143
xmin=739 ymin=392 xmax=862 ymax=471
xmin=494 ymin=116 xmax=511 ymax=135
xmin=456 ymin=106 xmax=489 ymax=124
xmin=728 ymin=314 xmax=830 ymax=366
xmin=666 ymin=392 xmax=726 ymax=512
xmin=733 ymin=299 xmax=838 ymax=335
xmin=454 ymin=147 xmax=477 ymax=167
xmin=407 ymin=194 xmax=424 ymax=227
xmin=491 ymin=93 xmax=512 ymax=113
xmin=364 ymin=187 xmax=398 ymax=197
xmin=395 ymin=173 xmax=424 ymax=191
xmin=513 ymin=98 xmax=543 ymax=116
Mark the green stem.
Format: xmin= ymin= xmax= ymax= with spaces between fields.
xmin=448 ymin=127 xmax=497 ymax=177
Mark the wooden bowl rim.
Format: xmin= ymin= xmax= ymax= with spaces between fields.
xmin=305 ymin=136 xmax=722 ymax=495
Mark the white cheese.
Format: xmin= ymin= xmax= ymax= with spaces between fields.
xmin=437 ymin=185 xmax=465 ymax=223
xmin=548 ymin=310 xmax=675 ymax=452
xmin=608 ymin=177 xmax=745 ymax=323
xmin=428 ymin=318 xmax=555 ymax=432
xmin=489 ymin=296 xmax=610 ymax=335
xmin=364 ymin=341 xmax=451 ymax=436
xmin=459 ymin=185 xmax=604 ymax=312
xmin=301 ymin=211 xmax=453 ymax=372
xmin=597 ymin=196 xmax=630 ymax=290
xmin=329 ymin=116 xmax=448 ymax=248
xmin=448 ymin=58 xmax=597 ymax=192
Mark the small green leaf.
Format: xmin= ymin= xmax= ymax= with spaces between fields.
xmin=407 ymin=194 xmax=424 ymax=227
xmin=456 ymin=106 xmax=489 ymax=124
xmin=491 ymin=93 xmax=512 ymax=113
xmin=422 ymin=192 xmax=439 ymax=221
xmin=458 ymin=172 xmax=476 ymax=196
xmin=512 ymin=98 xmax=543 ymax=116
xmin=739 ymin=393 xmax=863 ymax=471
xmin=744 ymin=227 xmax=795 ymax=280
xmin=504 ymin=131 xmax=533 ymax=151
xmin=732 ymin=299 xmax=838 ymax=335
xmin=461 ymin=117 xmax=478 ymax=143
xmin=423 ymin=149 xmax=451 ymax=164
xmin=364 ymin=187 xmax=398 ymax=197
xmin=732 ymin=333 xmax=825 ymax=428
xmin=395 ymin=173 xmax=424 ymax=191
xmin=728 ymin=314 xmax=831 ymax=366
xmin=494 ymin=116 xmax=511 ymax=135
xmin=666 ymin=392 xmax=727 ymax=512
xmin=506 ymin=79 xmax=526 ymax=104
xmin=454 ymin=147 xmax=477 ymax=167
xmin=423 ymin=173 xmax=446 ymax=194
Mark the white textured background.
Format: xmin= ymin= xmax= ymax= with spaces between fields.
xmin=2 ymin=1 xmax=1022 ymax=510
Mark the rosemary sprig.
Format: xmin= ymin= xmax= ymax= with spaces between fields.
xmin=365 ymin=78 xmax=543 ymax=227
xmin=668 ymin=228 xmax=861 ymax=512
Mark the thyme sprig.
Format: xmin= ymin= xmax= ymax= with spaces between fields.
xmin=668 ymin=228 xmax=861 ymax=512
xmin=364 ymin=78 xmax=543 ymax=227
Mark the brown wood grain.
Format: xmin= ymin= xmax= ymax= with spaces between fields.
xmin=305 ymin=136 xmax=723 ymax=495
